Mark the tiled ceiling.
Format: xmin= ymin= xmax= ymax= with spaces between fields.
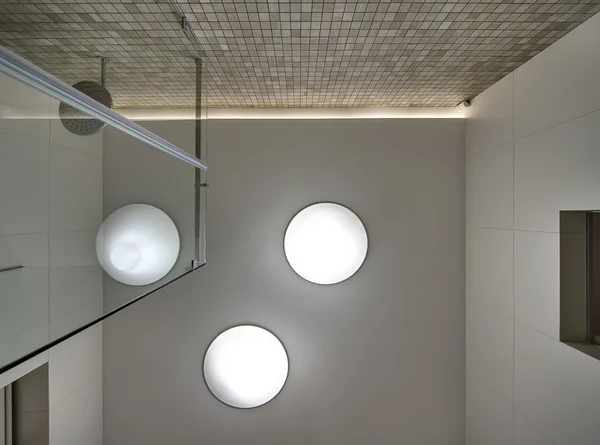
xmin=0 ymin=0 xmax=599 ymax=108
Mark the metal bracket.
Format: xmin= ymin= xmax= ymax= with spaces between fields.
xmin=0 ymin=265 xmax=23 ymax=273
xmin=191 ymin=259 xmax=202 ymax=269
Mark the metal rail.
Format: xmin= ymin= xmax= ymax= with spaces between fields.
xmin=0 ymin=265 xmax=23 ymax=273
xmin=0 ymin=46 xmax=207 ymax=171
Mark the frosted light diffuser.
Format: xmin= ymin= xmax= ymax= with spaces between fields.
xmin=204 ymin=326 xmax=288 ymax=409
xmin=96 ymin=204 xmax=180 ymax=286
xmin=284 ymin=203 xmax=368 ymax=284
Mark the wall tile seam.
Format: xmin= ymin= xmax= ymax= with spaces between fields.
xmin=514 ymin=106 xmax=600 ymax=143
xmin=49 ymin=142 xmax=104 ymax=160
xmin=466 ymin=226 xmax=514 ymax=232
xmin=50 ymin=372 xmax=101 ymax=410
xmin=513 ymin=319 xmax=563 ymax=345
xmin=47 ymin=228 xmax=101 ymax=236
xmin=512 ymin=228 xmax=559 ymax=234
xmin=466 ymin=139 xmax=513 ymax=157
xmin=0 ymin=321 xmax=49 ymax=345
xmin=47 ymin=106 xmax=52 ymax=352
xmin=512 ymin=69 xmax=516 ymax=445
xmin=50 ymin=299 xmax=102 ymax=322
xmin=0 ymin=230 xmax=51 ymax=238
xmin=467 ymin=226 xmax=561 ymax=235
xmin=0 ymin=231 xmax=50 ymax=238
xmin=465 ymin=224 xmax=514 ymax=231
xmin=0 ymin=125 xmax=52 ymax=145
xmin=514 ymin=407 xmax=559 ymax=445
xmin=467 ymin=296 xmax=514 ymax=322
xmin=465 ymin=293 xmax=513 ymax=320
xmin=467 ymin=364 xmax=514 ymax=407
xmin=467 ymin=370 xmax=514 ymax=411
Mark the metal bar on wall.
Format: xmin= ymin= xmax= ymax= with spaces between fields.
xmin=0 ymin=46 xmax=207 ymax=171
xmin=0 ymin=265 xmax=23 ymax=273
xmin=194 ymin=57 xmax=206 ymax=266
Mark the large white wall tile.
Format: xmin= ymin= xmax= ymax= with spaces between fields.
xmin=466 ymin=369 xmax=513 ymax=445
xmin=49 ymin=266 xmax=103 ymax=321
xmin=514 ymin=231 xmax=559 ymax=339
xmin=514 ymin=410 xmax=554 ymax=445
xmin=49 ymin=323 xmax=102 ymax=409
xmin=49 ymin=144 xmax=103 ymax=232
xmin=515 ymin=322 xmax=600 ymax=445
xmin=466 ymin=227 xmax=513 ymax=317
xmin=0 ymin=233 xmax=49 ymax=267
xmin=0 ymin=266 xmax=48 ymax=341
xmin=49 ymin=99 xmax=103 ymax=158
xmin=466 ymin=74 xmax=514 ymax=155
xmin=49 ymin=231 xmax=98 ymax=267
xmin=0 ymin=324 xmax=49 ymax=371
xmin=466 ymin=142 xmax=513 ymax=229
xmin=49 ymin=298 xmax=103 ymax=342
xmin=514 ymin=13 xmax=600 ymax=139
xmin=514 ymin=110 xmax=600 ymax=232
xmin=0 ymin=72 xmax=51 ymax=141
xmin=467 ymin=298 xmax=513 ymax=404
xmin=0 ymin=129 xmax=49 ymax=235
xmin=49 ymin=374 xmax=102 ymax=445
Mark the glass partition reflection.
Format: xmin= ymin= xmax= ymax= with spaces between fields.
xmin=0 ymin=60 xmax=206 ymax=373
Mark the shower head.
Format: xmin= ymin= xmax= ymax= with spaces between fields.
xmin=59 ymin=57 xmax=112 ymax=135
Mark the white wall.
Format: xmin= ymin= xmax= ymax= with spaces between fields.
xmin=465 ymin=11 xmax=600 ymax=445
xmin=0 ymin=72 xmax=104 ymax=445
xmin=0 ymin=324 xmax=103 ymax=445
xmin=103 ymin=118 xmax=465 ymax=445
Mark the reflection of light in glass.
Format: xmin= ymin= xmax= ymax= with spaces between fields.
xmin=110 ymin=243 xmax=141 ymax=271
xmin=96 ymin=204 xmax=180 ymax=286
xmin=204 ymin=326 xmax=289 ymax=409
xmin=284 ymin=203 xmax=368 ymax=285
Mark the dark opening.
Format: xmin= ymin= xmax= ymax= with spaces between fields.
xmin=587 ymin=213 xmax=600 ymax=346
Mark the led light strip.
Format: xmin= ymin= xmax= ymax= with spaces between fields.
xmin=118 ymin=107 xmax=464 ymax=120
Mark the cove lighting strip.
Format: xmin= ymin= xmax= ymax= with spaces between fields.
xmin=118 ymin=107 xmax=464 ymax=120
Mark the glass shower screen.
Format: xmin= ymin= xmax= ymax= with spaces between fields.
xmin=0 ymin=47 xmax=207 ymax=374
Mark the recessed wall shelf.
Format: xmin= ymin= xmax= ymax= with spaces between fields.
xmin=560 ymin=211 xmax=600 ymax=361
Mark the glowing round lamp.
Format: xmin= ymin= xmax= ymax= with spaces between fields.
xmin=284 ymin=203 xmax=368 ymax=284
xmin=96 ymin=204 xmax=180 ymax=286
xmin=203 ymin=326 xmax=288 ymax=409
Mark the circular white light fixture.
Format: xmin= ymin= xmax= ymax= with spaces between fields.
xmin=284 ymin=202 xmax=368 ymax=285
xmin=203 ymin=326 xmax=288 ymax=409
xmin=96 ymin=204 xmax=180 ymax=286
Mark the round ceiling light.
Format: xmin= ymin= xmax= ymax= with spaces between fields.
xmin=284 ymin=202 xmax=368 ymax=285
xmin=203 ymin=326 xmax=288 ymax=409
xmin=96 ymin=204 xmax=180 ymax=286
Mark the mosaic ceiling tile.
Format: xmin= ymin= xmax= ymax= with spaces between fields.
xmin=0 ymin=0 xmax=599 ymax=108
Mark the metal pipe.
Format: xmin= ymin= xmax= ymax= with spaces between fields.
xmin=0 ymin=46 xmax=207 ymax=171
xmin=100 ymin=57 xmax=108 ymax=87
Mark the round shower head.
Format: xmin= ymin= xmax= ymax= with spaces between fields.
xmin=59 ymin=80 xmax=113 ymax=135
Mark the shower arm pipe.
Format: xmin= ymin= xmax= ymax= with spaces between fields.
xmin=0 ymin=46 xmax=207 ymax=171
